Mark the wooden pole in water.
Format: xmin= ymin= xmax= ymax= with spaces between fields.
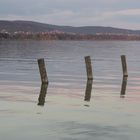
xmin=84 ymin=56 xmax=93 ymax=102
xmin=120 ymin=76 xmax=128 ymax=97
xmin=121 ymin=55 xmax=128 ymax=77
xmin=84 ymin=79 xmax=93 ymax=101
xmin=85 ymin=56 xmax=93 ymax=80
xmin=120 ymin=55 xmax=128 ymax=97
xmin=38 ymin=83 xmax=48 ymax=106
xmin=38 ymin=58 xmax=48 ymax=84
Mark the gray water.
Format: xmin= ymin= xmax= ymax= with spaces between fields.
xmin=0 ymin=40 xmax=140 ymax=140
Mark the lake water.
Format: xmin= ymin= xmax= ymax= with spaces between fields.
xmin=0 ymin=40 xmax=140 ymax=140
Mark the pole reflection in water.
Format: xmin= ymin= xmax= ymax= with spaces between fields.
xmin=38 ymin=83 xmax=48 ymax=106
xmin=120 ymin=76 xmax=128 ymax=98
xmin=84 ymin=79 xmax=93 ymax=101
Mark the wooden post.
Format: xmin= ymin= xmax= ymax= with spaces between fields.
xmin=38 ymin=58 xmax=48 ymax=84
xmin=120 ymin=55 xmax=128 ymax=97
xmin=85 ymin=56 xmax=93 ymax=80
xmin=38 ymin=83 xmax=48 ymax=106
xmin=84 ymin=79 xmax=93 ymax=101
xmin=120 ymin=76 xmax=128 ymax=97
xmin=121 ymin=55 xmax=128 ymax=77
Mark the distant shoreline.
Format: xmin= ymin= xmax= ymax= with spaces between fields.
xmin=1 ymin=32 xmax=140 ymax=41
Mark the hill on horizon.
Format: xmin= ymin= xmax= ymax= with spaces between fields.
xmin=0 ymin=20 xmax=140 ymax=35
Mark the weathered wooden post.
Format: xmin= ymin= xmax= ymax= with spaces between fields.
xmin=120 ymin=76 xmax=128 ymax=97
xmin=84 ymin=79 xmax=93 ymax=101
xmin=85 ymin=56 xmax=93 ymax=80
xmin=38 ymin=83 xmax=48 ymax=106
xmin=121 ymin=55 xmax=128 ymax=77
xmin=38 ymin=58 xmax=48 ymax=84
xmin=120 ymin=55 xmax=128 ymax=97
xmin=84 ymin=56 xmax=93 ymax=101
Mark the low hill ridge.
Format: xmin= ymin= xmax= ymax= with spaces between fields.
xmin=0 ymin=20 xmax=140 ymax=35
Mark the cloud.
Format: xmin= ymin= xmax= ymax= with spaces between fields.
xmin=115 ymin=9 xmax=140 ymax=16
xmin=101 ymin=8 xmax=140 ymax=17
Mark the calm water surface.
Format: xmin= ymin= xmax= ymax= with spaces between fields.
xmin=0 ymin=40 xmax=140 ymax=140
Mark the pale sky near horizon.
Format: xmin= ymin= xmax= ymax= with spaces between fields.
xmin=0 ymin=0 xmax=140 ymax=29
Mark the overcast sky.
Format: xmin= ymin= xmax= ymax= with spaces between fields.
xmin=0 ymin=0 xmax=140 ymax=29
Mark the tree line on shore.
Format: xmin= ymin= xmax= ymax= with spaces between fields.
xmin=1 ymin=32 xmax=140 ymax=40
